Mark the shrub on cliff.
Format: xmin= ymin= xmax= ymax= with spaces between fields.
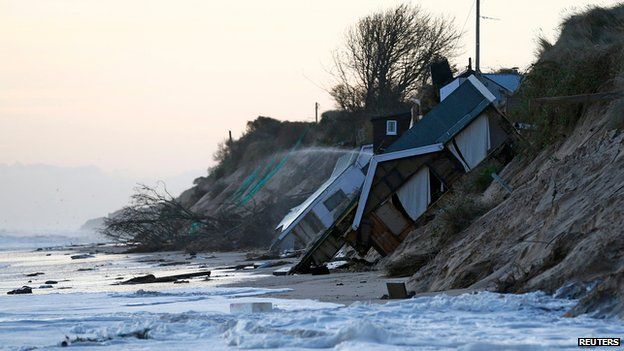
xmin=510 ymin=5 xmax=624 ymax=153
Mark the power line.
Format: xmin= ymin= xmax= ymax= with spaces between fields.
xmin=453 ymin=0 xmax=476 ymax=51
xmin=460 ymin=0 xmax=476 ymax=37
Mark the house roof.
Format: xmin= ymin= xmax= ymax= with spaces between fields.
xmin=384 ymin=75 xmax=496 ymax=153
xmin=482 ymin=73 xmax=522 ymax=93
xmin=275 ymin=145 xmax=373 ymax=241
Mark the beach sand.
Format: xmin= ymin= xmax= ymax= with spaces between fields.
xmin=0 ymin=243 xmax=404 ymax=303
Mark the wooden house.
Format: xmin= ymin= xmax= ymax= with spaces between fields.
xmin=272 ymin=145 xmax=373 ymax=252
xmin=346 ymin=75 xmax=518 ymax=256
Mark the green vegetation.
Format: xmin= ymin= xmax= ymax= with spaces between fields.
xmin=461 ymin=161 xmax=504 ymax=194
xmin=205 ymin=112 xmax=373 ymax=182
xmin=438 ymin=192 xmax=493 ymax=237
xmin=208 ymin=117 xmax=313 ymax=180
xmin=510 ymin=5 xmax=624 ymax=154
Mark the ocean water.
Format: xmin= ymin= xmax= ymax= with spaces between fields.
xmin=1 ymin=288 xmax=622 ymax=350
xmin=0 ymin=232 xmax=101 ymax=251
xmin=0 ymin=244 xmax=622 ymax=350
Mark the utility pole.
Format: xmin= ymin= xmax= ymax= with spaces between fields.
xmin=475 ymin=0 xmax=481 ymax=72
xmin=314 ymin=102 xmax=319 ymax=123
xmin=228 ymin=130 xmax=233 ymax=144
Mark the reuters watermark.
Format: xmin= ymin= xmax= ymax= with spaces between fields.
xmin=578 ymin=338 xmax=621 ymax=347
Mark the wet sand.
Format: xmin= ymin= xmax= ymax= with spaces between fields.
xmin=1 ymin=243 xmax=409 ymax=304
xmin=220 ymin=269 xmax=396 ymax=304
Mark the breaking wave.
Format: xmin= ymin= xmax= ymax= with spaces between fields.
xmin=1 ymin=289 xmax=622 ymax=350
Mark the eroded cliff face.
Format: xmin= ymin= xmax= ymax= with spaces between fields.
xmin=383 ymin=103 xmax=624 ymax=317
xmin=175 ymin=148 xmax=346 ymax=248
xmin=381 ymin=4 xmax=624 ymax=317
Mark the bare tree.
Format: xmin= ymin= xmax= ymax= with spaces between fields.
xmin=101 ymin=184 xmax=280 ymax=251
xmin=331 ymin=4 xmax=460 ymax=112
xmin=100 ymin=184 xmax=220 ymax=249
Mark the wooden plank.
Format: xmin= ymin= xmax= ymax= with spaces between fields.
xmin=386 ymin=282 xmax=409 ymax=299
xmin=532 ymin=91 xmax=624 ymax=108
xmin=370 ymin=212 xmax=402 ymax=256
xmin=290 ymin=199 xmax=358 ymax=273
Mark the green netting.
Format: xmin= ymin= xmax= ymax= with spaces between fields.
xmin=187 ymin=221 xmax=203 ymax=236
xmin=237 ymin=128 xmax=308 ymax=205
xmin=228 ymin=164 xmax=262 ymax=203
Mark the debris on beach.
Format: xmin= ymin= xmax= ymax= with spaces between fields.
xmin=230 ymin=302 xmax=273 ymax=314
xmin=118 ymin=271 xmax=211 ymax=285
xmin=60 ymin=328 xmax=150 ymax=347
xmin=257 ymin=261 xmax=290 ymax=269
xmin=25 ymin=272 xmax=44 ymax=277
xmin=223 ymin=263 xmax=260 ymax=270
xmin=158 ymin=261 xmax=190 ymax=267
xmin=326 ymin=260 xmax=349 ymax=270
xmin=383 ymin=282 xmax=415 ymax=299
xmin=7 ymin=286 xmax=32 ymax=295
xmin=245 ymin=252 xmax=281 ymax=261
xmin=71 ymin=254 xmax=95 ymax=260
xmin=310 ymin=266 xmax=330 ymax=275
xmin=272 ymin=267 xmax=291 ymax=276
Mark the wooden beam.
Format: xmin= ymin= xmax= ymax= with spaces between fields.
xmin=532 ymin=91 xmax=624 ymax=108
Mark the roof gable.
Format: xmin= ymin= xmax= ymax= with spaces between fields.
xmin=482 ymin=73 xmax=522 ymax=93
xmin=384 ymin=75 xmax=495 ymax=153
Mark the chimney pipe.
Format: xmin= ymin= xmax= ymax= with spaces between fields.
xmin=410 ymin=98 xmax=422 ymax=127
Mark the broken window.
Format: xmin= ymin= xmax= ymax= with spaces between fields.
xmin=304 ymin=211 xmax=326 ymax=235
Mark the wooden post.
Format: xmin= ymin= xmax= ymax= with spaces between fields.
xmin=228 ymin=130 xmax=233 ymax=144
xmin=315 ymin=102 xmax=319 ymax=123
xmin=531 ymin=91 xmax=624 ymax=109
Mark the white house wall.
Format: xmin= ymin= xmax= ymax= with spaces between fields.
xmin=447 ymin=113 xmax=491 ymax=172
xmin=311 ymin=167 xmax=366 ymax=227
xmin=396 ymin=166 xmax=431 ymax=221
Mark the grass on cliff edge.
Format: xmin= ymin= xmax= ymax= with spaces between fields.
xmin=510 ymin=4 xmax=624 ymax=155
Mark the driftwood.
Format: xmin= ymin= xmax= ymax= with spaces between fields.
xmin=118 ymin=271 xmax=211 ymax=285
xmin=7 ymin=286 xmax=33 ymax=295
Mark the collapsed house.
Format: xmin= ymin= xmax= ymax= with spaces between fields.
xmin=271 ymin=145 xmax=373 ymax=252
xmin=346 ymin=75 xmax=518 ymax=256
xmin=290 ymin=75 xmax=519 ymax=272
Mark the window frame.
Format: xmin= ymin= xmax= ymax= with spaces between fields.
xmin=323 ymin=189 xmax=348 ymax=212
xmin=386 ymin=120 xmax=398 ymax=135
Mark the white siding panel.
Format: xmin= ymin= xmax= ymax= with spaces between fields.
xmin=396 ymin=166 xmax=431 ymax=221
xmin=447 ymin=113 xmax=491 ymax=171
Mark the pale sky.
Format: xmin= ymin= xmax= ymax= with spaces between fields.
xmin=0 ymin=0 xmax=619 ymax=177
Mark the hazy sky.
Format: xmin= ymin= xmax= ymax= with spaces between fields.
xmin=0 ymin=0 xmax=619 ymax=177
